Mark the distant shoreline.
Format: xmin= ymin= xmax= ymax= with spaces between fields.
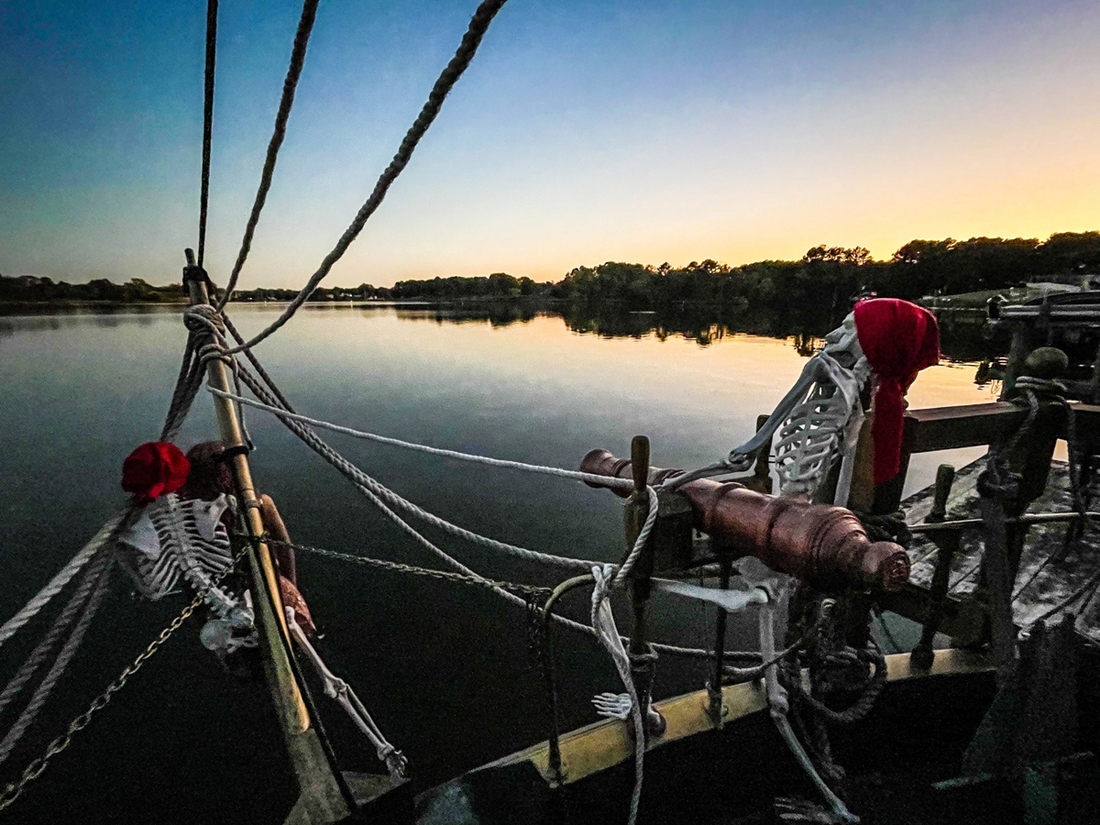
xmin=0 ymin=295 xmax=553 ymax=309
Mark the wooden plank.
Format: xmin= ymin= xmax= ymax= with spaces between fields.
xmin=516 ymin=649 xmax=993 ymax=786
xmin=904 ymin=402 xmax=1100 ymax=454
xmin=906 ymin=403 xmax=1026 ymax=453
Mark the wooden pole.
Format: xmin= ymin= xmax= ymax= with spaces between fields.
xmin=627 ymin=435 xmax=651 ymax=659
xmin=183 ymin=251 xmax=350 ymax=824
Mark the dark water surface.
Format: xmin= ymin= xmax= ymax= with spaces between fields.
xmin=0 ymin=305 xmax=994 ymax=823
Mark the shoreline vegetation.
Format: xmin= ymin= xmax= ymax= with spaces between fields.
xmin=5 ymin=233 xmax=1098 ymax=325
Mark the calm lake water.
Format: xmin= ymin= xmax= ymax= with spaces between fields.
xmin=0 ymin=304 xmax=995 ymax=823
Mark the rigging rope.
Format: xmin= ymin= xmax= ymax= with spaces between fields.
xmin=273 ymin=537 xmax=553 ymax=599
xmin=0 ymin=553 xmax=111 ymax=720
xmin=221 ymin=0 xmax=510 ymax=355
xmin=197 ymin=0 xmax=219 ymax=269
xmin=206 ymin=309 xmax=711 ymax=656
xmin=0 ymin=544 xmax=251 ymax=813
xmin=189 ymin=350 xmax=602 ymax=573
xmin=208 ymin=387 xmax=635 ymax=492
xmin=216 ymin=0 xmax=321 ymax=310
xmin=591 ymin=565 xmax=646 ymax=825
xmin=0 ymin=557 xmax=113 ymax=768
xmin=0 ymin=514 xmax=122 ymax=650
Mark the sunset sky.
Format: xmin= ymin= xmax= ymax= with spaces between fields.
xmin=2 ymin=0 xmax=1098 ymax=289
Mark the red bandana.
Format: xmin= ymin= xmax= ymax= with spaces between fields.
xmin=854 ymin=299 xmax=940 ymax=485
xmin=121 ymin=442 xmax=191 ymax=504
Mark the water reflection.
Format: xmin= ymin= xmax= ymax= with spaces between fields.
xmin=376 ymin=299 xmax=1013 ymax=365
xmin=392 ymin=302 xmax=541 ymax=327
xmin=0 ymin=299 xmax=1021 ymax=383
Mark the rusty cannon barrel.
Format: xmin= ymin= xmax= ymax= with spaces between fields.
xmin=580 ymin=449 xmax=910 ymax=592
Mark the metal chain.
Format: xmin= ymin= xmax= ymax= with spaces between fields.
xmin=269 ymin=538 xmax=554 ymax=600
xmin=0 ymin=543 xmax=251 ymax=813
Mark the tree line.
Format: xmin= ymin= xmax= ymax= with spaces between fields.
xmin=5 ymin=232 xmax=1098 ymax=308
xmin=550 ymin=232 xmax=1100 ymax=312
xmin=0 ymin=276 xmax=182 ymax=303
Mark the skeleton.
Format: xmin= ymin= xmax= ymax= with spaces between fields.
xmin=116 ymin=493 xmax=255 ymax=657
xmin=688 ymin=311 xmax=872 ymax=502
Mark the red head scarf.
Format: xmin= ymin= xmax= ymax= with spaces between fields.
xmin=853 ymin=299 xmax=940 ymax=485
xmin=121 ymin=442 xmax=191 ymax=504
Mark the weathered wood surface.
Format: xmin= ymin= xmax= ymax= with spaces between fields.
xmin=904 ymin=402 xmax=1100 ymax=454
xmin=900 ymin=458 xmax=1100 ymax=637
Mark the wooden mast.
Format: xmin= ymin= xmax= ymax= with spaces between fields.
xmin=184 ymin=252 xmax=351 ymax=825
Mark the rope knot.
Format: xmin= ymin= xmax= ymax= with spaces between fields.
xmin=183 ymin=304 xmax=225 ymax=335
xmin=977 ymin=467 xmax=1021 ymax=501
xmin=1012 ymin=377 xmax=1067 ymax=403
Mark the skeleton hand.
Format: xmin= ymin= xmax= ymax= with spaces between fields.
xmin=592 ymin=692 xmax=633 ymax=720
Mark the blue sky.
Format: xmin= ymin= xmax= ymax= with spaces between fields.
xmin=2 ymin=0 xmax=1098 ymax=287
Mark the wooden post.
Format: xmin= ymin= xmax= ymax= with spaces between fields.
xmin=626 ymin=435 xmax=652 ymax=659
xmin=746 ymin=414 xmax=773 ymax=494
xmin=182 ymin=251 xmax=350 ymax=824
xmin=707 ymin=558 xmax=732 ymax=727
xmin=1000 ymin=325 xmax=1031 ymax=400
xmin=622 ymin=435 xmax=663 ymax=735
xmin=911 ymin=464 xmax=958 ymax=671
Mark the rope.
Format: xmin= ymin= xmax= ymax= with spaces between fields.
xmin=614 ymin=489 xmax=658 ymax=586
xmin=232 ymin=360 xmax=715 ymax=654
xmin=160 ymin=334 xmax=198 ymax=442
xmin=207 ymin=387 xmax=634 ymax=492
xmin=591 ymin=565 xmax=645 ymax=825
xmin=271 ymin=538 xmax=552 ymax=599
xmin=225 ymin=369 xmax=594 ymax=571
xmin=216 ymin=0 xmax=321 ymax=309
xmin=0 ymin=544 xmax=250 ymax=813
xmin=221 ymin=312 xmax=298 ymax=412
xmin=157 ymin=304 xmax=230 ymax=444
xmin=197 ymin=0 xmax=218 ymax=268
xmin=0 ymin=553 xmax=111 ymax=720
xmin=197 ymin=332 xmax=709 ymax=656
xmin=221 ymin=0 xmax=510 ymax=355
xmin=722 ymin=610 xmax=828 ymax=682
xmin=0 ymin=557 xmax=113 ymax=767
xmin=0 ymin=514 xmax=122 ymax=650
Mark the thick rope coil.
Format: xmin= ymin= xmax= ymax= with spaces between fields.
xmin=775 ymin=593 xmax=887 ymax=799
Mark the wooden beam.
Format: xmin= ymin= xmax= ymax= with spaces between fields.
xmin=904 ymin=402 xmax=1100 ymax=454
xmin=183 ymin=257 xmax=350 ymax=824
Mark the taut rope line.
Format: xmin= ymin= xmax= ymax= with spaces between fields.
xmin=206 ymin=328 xmax=712 ymax=656
xmin=208 ymin=387 xmax=635 ymax=492
xmin=197 ymin=0 xmax=218 ymax=269
xmin=0 ymin=544 xmax=252 ymax=813
xmin=0 ymin=557 xmax=114 ymax=767
xmin=216 ymin=0 xmax=321 ymax=310
xmin=0 ymin=514 xmax=122 ymax=650
xmin=0 ymin=554 xmax=111 ymax=719
xmin=221 ymin=0 xmax=510 ymax=356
